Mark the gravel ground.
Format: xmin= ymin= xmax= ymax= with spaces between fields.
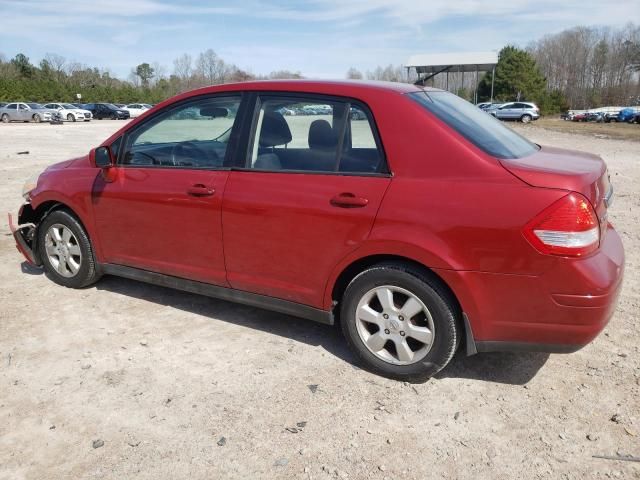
xmin=0 ymin=120 xmax=638 ymax=479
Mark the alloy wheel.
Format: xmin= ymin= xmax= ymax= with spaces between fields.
xmin=355 ymin=285 xmax=435 ymax=365
xmin=44 ymin=223 xmax=82 ymax=278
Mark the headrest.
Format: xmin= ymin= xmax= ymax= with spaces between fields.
xmin=308 ymin=119 xmax=337 ymax=150
xmin=259 ymin=111 xmax=292 ymax=147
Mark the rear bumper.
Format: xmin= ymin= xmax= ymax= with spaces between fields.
xmin=438 ymin=225 xmax=624 ymax=354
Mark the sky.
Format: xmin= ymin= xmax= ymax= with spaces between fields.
xmin=0 ymin=0 xmax=639 ymax=79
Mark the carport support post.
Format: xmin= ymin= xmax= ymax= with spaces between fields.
xmin=446 ymin=71 xmax=449 ymax=91
xmin=490 ymin=66 xmax=495 ymax=103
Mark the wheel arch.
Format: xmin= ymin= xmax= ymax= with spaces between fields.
xmin=329 ymin=253 xmax=463 ymax=319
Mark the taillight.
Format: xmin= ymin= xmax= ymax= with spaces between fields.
xmin=523 ymin=193 xmax=600 ymax=257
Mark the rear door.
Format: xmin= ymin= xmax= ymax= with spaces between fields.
xmin=222 ymin=94 xmax=391 ymax=307
xmin=92 ymin=94 xmax=245 ymax=285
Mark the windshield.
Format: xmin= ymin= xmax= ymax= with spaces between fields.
xmin=27 ymin=103 xmax=45 ymax=109
xmin=62 ymin=103 xmax=77 ymax=109
xmin=106 ymin=104 xmax=119 ymax=110
xmin=409 ymin=91 xmax=539 ymax=159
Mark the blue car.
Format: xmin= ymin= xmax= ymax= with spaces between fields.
xmin=617 ymin=107 xmax=639 ymax=123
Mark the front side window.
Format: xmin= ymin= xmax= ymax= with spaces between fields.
xmin=247 ymin=96 xmax=385 ymax=174
xmin=409 ymin=91 xmax=539 ymax=159
xmin=121 ymin=95 xmax=241 ymax=168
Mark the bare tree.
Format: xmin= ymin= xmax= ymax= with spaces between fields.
xmin=173 ymin=53 xmax=193 ymax=91
xmin=195 ymin=49 xmax=226 ymax=86
xmin=346 ymin=67 xmax=363 ymax=79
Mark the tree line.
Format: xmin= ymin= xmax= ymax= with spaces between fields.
xmin=0 ymin=49 xmax=302 ymax=104
xmin=1 ymin=23 xmax=638 ymax=113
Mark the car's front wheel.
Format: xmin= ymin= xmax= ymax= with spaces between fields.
xmin=67 ymin=113 xmax=76 ymax=122
xmin=521 ymin=114 xmax=532 ymax=123
xmin=33 ymin=114 xmax=41 ymax=123
xmin=38 ymin=210 xmax=100 ymax=288
xmin=340 ymin=263 xmax=460 ymax=381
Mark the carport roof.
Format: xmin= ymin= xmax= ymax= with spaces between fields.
xmin=406 ymin=51 xmax=498 ymax=73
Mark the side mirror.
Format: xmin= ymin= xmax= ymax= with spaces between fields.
xmin=93 ymin=146 xmax=113 ymax=168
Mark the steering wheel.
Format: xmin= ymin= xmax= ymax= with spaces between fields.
xmin=170 ymin=141 xmax=215 ymax=166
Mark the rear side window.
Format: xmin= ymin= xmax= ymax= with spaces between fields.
xmin=409 ymin=91 xmax=538 ymax=159
xmin=247 ymin=96 xmax=385 ymax=174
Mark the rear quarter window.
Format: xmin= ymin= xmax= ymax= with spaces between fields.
xmin=409 ymin=91 xmax=539 ymax=160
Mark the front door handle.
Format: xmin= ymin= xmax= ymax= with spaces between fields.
xmin=330 ymin=192 xmax=369 ymax=208
xmin=187 ymin=184 xmax=215 ymax=197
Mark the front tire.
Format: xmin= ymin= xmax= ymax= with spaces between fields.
xmin=340 ymin=263 xmax=459 ymax=381
xmin=33 ymin=114 xmax=41 ymax=123
xmin=521 ymin=114 xmax=532 ymax=123
xmin=38 ymin=210 xmax=100 ymax=288
xmin=67 ymin=113 xmax=76 ymax=122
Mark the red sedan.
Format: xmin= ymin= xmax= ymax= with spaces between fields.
xmin=9 ymin=80 xmax=624 ymax=380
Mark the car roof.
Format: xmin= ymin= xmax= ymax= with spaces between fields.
xmin=180 ymin=79 xmax=437 ymax=98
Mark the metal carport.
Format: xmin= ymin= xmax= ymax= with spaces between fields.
xmin=405 ymin=51 xmax=498 ymax=104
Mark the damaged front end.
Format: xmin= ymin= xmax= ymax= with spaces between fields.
xmin=8 ymin=203 xmax=42 ymax=266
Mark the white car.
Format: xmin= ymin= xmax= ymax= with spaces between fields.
xmin=121 ymin=103 xmax=152 ymax=118
xmin=43 ymin=103 xmax=92 ymax=122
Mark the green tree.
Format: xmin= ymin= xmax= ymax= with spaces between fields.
xmin=11 ymin=53 xmax=34 ymax=78
xmin=479 ymin=46 xmax=546 ymax=102
xmin=135 ymin=63 xmax=155 ymax=88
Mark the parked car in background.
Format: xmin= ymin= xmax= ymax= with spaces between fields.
xmin=0 ymin=102 xmax=59 ymax=123
xmin=43 ymin=103 xmax=92 ymax=122
xmin=560 ymin=111 xmax=574 ymax=121
xmin=121 ymin=103 xmax=152 ymax=118
xmin=617 ymin=108 xmax=639 ymax=123
xmin=82 ymin=103 xmax=130 ymax=120
xmin=604 ymin=112 xmax=619 ymax=123
xmin=0 ymin=102 xmax=7 ymax=109
xmin=9 ymin=80 xmax=623 ymax=381
xmin=476 ymin=102 xmax=502 ymax=110
xmin=487 ymin=102 xmax=540 ymax=123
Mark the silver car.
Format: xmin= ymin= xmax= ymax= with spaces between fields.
xmin=486 ymin=102 xmax=540 ymax=123
xmin=0 ymin=102 xmax=59 ymax=123
xmin=43 ymin=103 xmax=93 ymax=122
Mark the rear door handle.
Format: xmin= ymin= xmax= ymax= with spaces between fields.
xmin=187 ymin=184 xmax=215 ymax=197
xmin=330 ymin=192 xmax=369 ymax=208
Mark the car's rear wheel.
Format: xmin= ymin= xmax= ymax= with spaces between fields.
xmin=38 ymin=210 xmax=100 ymax=288
xmin=33 ymin=114 xmax=41 ymax=123
xmin=67 ymin=113 xmax=75 ymax=122
xmin=521 ymin=114 xmax=532 ymax=123
xmin=1 ymin=114 xmax=8 ymax=123
xmin=340 ymin=262 xmax=459 ymax=381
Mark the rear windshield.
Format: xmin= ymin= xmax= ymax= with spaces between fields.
xmin=409 ymin=91 xmax=539 ymax=159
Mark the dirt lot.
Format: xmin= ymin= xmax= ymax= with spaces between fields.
xmin=0 ymin=120 xmax=639 ymax=480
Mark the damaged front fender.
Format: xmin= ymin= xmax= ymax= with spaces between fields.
xmin=8 ymin=203 xmax=42 ymax=266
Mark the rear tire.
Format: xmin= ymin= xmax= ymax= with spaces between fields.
xmin=340 ymin=262 xmax=459 ymax=381
xmin=1 ymin=114 xmax=8 ymax=123
xmin=37 ymin=210 xmax=100 ymax=289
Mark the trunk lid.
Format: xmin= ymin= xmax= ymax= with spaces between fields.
xmin=500 ymin=145 xmax=613 ymax=240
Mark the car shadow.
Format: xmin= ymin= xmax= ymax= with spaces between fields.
xmin=435 ymin=349 xmax=550 ymax=385
xmin=93 ymin=275 xmax=550 ymax=385
xmin=95 ymin=275 xmax=356 ymax=366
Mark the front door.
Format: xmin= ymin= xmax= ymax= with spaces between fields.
xmin=222 ymin=94 xmax=391 ymax=307
xmin=91 ymin=94 xmax=244 ymax=285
